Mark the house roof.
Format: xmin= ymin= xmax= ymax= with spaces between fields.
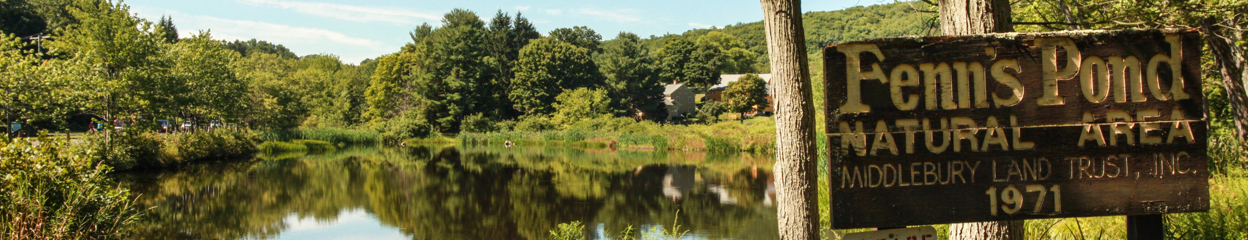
xmin=710 ymin=74 xmax=772 ymax=91
xmin=663 ymin=83 xmax=685 ymax=94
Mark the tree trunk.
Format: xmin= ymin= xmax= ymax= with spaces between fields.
xmin=938 ymin=0 xmax=1013 ymax=35
xmin=759 ymin=0 xmax=820 ymax=239
xmin=1202 ymin=17 xmax=1248 ymax=141
xmin=940 ymin=0 xmax=1026 ymax=238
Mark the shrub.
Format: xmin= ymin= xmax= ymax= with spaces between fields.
xmin=460 ymin=113 xmax=497 ymax=133
xmin=372 ymin=114 xmax=434 ymax=143
xmin=84 ymin=129 xmax=260 ymax=171
xmin=515 ymin=116 xmax=556 ymax=132
xmin=0 ymin=134 xmax=142 ymax=238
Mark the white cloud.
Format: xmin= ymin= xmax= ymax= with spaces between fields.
xmin=688 ymin=23 xmax=714 ymax=29
xmin=573 ymin=8 xmax=641 ymax=23
xmin=514 ymin=6 xmax=531 ymax=11
xmin=193 ymin=15 xmax=382 ymax=48
xmin=237 ymin=0 xmax=440 ymax=25
xmin=545 ymin=9 xmax=562 ymax=15
xmin=177 ymin=14 xmax=389 ymax=63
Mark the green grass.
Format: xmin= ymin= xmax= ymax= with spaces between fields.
xmin=292 ymin=139 xmax=336 ymax=153
xmin=259 ymin=127 xmax=381 ymax=145
xmin=459 ymin=116 xmax=776 ymax=153
xmin=258 ymin=141 xmax=307 ymax=154
xmin=402 ymin=136 xmax=457 ymax=145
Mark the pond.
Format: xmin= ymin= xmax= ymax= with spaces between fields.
xmin=118 ymin=145 xmax=782 ymax=239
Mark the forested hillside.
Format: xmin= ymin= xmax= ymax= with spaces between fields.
xmin=634 ymin=1 xmax=937 ymax=72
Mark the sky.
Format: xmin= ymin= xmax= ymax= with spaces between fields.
xmin=126 ymin=0 xmax=888 ymax=64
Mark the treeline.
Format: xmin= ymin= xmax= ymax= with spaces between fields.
xmin=1 ymin=0 xmax=943 ymax=140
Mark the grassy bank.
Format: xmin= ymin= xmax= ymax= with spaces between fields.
xmin=258 ymin=127 xmax=381 ymax=145
xmin=257 ymin=139 xmax=337 ymax=155
xmin=85 ymin=129 xmax=260 ymax=171
xmin=458 ymin=117 xmax=777 ymax=153
xmin=1 ymin=134 xmax=142 ymax=238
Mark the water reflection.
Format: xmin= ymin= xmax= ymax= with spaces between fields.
xmin=119 ymin=145 xmax=781 ymax=239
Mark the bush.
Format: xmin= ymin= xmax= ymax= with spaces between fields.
xmin=372 ymin=113 xmax=434 ymax=143
xmin=84 ymin=131 xmax=166 ymax=171
xmin=0 ymin=134 xmax=142 ymax=238
xmin=85 ymin=129 xmax=260 ymax=171
xmin=460 ymin=113 xmax=497 ymax=133
xmin=515 ymin=116 xmax=556 ymax=132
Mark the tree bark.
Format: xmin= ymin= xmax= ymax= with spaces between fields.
xmin=1202 ymin=17 xmax=1248 ymax=141
xmin=939 ymin=0 xmax=1013 ymax=35
xmin=759 ymin=0 xmax=820 ymax=239
xmin=940 ymin=0 xmax=1026 ymax=238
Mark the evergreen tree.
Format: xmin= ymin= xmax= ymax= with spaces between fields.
xmin=409 ymin=9 xmax=498 ymax=131
xmin=511 ymin=38 xmax=603 ymax=115
xmin=156 ymin=15 xmax=178 ymax=43
xmin=597 ymin=32 xmax=666 ymax=121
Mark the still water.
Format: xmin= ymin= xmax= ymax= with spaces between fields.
xmin=118 ymin=145 xmax=781 ymax=239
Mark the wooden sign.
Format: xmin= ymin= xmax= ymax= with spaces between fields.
xmin=823 ymin=29 xmax=1209 ymax=229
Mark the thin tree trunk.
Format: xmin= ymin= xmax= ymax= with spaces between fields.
xmin=759 ymin=0 xmax=820 ymax=239
xmin=1202 ymin=17 xmax=1248 ymax=141
xmin=940 ymin=0 xmax=1026 ymax=238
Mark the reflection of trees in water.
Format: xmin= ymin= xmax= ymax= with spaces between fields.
xmin=120 ymin=145 xmax=780 ymax=239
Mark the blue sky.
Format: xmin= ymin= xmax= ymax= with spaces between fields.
xmin=127 ymin=0 xmax=887 ymax=64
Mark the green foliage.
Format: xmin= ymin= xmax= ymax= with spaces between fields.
xmin=155 ymin=16 xmax=177 ymax=43
xmin=598 ymin=32 xmax=667 ymax=121
xmin=460 ymin=113 xmax=497 ymax=133
xmin=514 ymin=115 xmax=556 ymax=132
xmin=222 ymin=39 xmax=297 ymax=59
xmin=551 ymin=88 xmax=616 ymax=129
xmin=85 ymin=129 xmax=259 ymax=171
xmin=550 ymin=26 xmax=602 ymax=53
xmin=408 ymin=9 xmax=500 ymax=131
xmin=295 ymin=127 xmax=381 ymax=144
xmin=370 ymin=112 xmax=434 ymax=143
xmin=722 ymin=73 xmax=769 ymax=119
xmin=696 ymin=100 xmax=728 ymax=123
xmin=485 ymin=10 xmax=541 ymax=119
xmin=0 ymin=33 xmax=90 ymax=129
xmin=549 ymin=221 xmax=586 ymax=240
xmin=236 ymin=53 xmax=303 ymax=129
xmin=696 ymin=31 xmax=757 ymax=74
xmin=165 ymin=32 xmax=249 ymax=122
xmin=510 ymin=38 xmax=604 ymax=115
xmin=656 ymin=37 xmax=721 ymax=92
xmin=0 ymin=135 xmax=142 ymax=239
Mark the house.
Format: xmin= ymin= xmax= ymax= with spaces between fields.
xmin=663 ymin=83 xmax=695 ymax=121
xmin=705 ymin=73 xmax=774 ymax=115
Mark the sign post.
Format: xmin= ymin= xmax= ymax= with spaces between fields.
xmin=823 ymin=29 xmax=1209 ymax=229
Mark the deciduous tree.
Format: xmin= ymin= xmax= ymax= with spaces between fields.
xmin=722 ymin=73 xmax=768 ymax=123
xmin=510 ymin=38 xmax=602 ymax=115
